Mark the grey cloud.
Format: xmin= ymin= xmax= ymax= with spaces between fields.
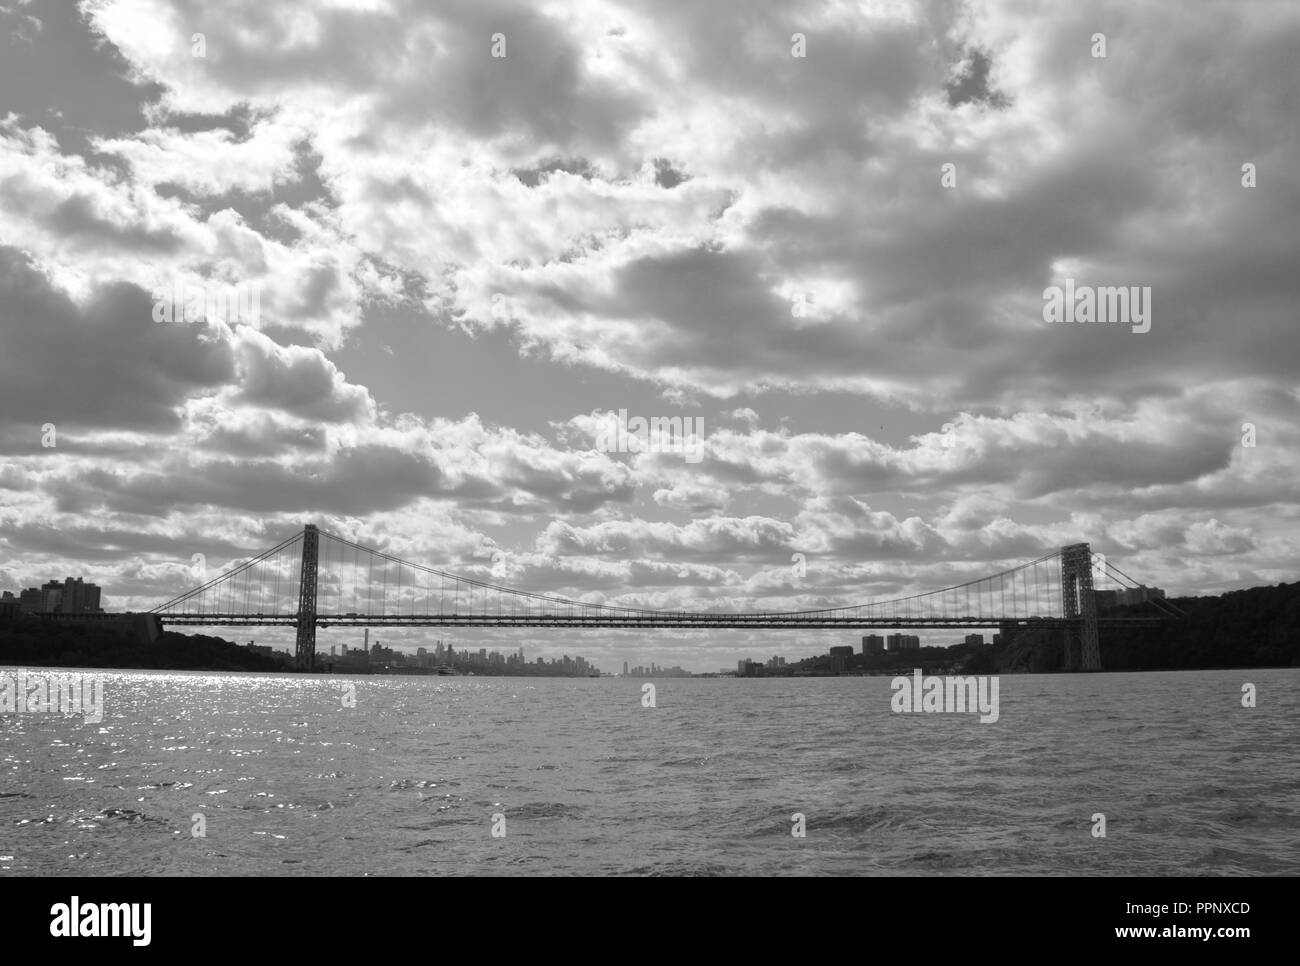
xmin=0 ymin=247 xmax=235 ymax=435
xmin=513 ymin=156 xmax=597 ymax=187
xmin=44 ymin=444 xmax=442 ymax=517
xmin=198 ymin=418 xmax=329 ymax=457
xmin=44 ymin=192 xmax=183 ymax=251
xmin=233 ymin=335 xmax=373 ymax=423
xmin=150 ymin=0 xmax=646 ymax=155
xmin=0 ymin=0 xmax=164 ymax=157
xmin=945 ymin=48 xmax=1010 ymax=109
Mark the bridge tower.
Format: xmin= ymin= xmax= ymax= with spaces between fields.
xmin=1060 ymin=543 xmax=1100 ymax=671
xmin=295 ymin=524 xmax=319 ymax=671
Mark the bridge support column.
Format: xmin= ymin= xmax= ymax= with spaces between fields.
xmin=1060 ymin=543 xmax=1100 ymax=671
xmin=295 ymin=524 xmax=319 ymax=671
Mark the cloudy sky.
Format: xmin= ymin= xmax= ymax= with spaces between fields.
xmin=1 ymin=0 xmax=1297 ymax=671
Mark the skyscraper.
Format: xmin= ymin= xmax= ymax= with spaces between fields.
xmin=40 ymin=581 xmax=63 ymax=613
xmin=18 ymin=588 xmax=41 ymax=613
xmin=57 ymin=577 xmax=101 ymax=614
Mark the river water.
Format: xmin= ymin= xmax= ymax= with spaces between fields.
xmin=1 ymin=667 xmax=1296 ymax=875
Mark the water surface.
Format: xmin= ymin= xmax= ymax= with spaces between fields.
xmin=2 ymin=668 xmax=1295 ymax=875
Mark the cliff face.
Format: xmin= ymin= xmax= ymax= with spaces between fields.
xmin=987 ymin=627 xmax=1065 ymax=674
xmin=0 ymin=617 xmax=288 ymax=671
xmin=966 ymin=580 xmax=1300 ymax=673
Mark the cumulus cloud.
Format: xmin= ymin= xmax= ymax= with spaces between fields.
xmin=0 ymin=246 xmax=234 ymax=433
xmin=231 ymin=328 xmax=374 ymax=423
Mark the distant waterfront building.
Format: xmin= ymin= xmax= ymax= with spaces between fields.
xmin=829 ymin=644 xmax=855 ymax=674
xmin=58 ymin=577 xmax=101 ymax=614
xmin=964 ymin=633 xmax=984 ymax=647
xmin=7 ymin=578 xmax=102 ymax=615
xmin=623 ymin=661 xmax=629 ymax=676
xmin=861 ymin=634 xmax=884 ymax=655
xmin=886 ymin=634 xmax=920 ymax=651
xmin=40 ymin=581 xmax=64 ymax=613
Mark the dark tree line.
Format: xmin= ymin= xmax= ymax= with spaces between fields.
xmin=0 ymin=617 xmax=289 ymax=671
xmin=975 ymin=581 xmax=1300 ymax=673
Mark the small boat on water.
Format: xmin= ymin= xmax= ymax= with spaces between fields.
xmin=433 ymin=665 xmax=459 ymax=676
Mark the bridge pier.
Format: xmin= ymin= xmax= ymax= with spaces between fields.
xmin=295 ymin=524 xmax=319 ymax=671
xmin=1061 ymin=543 xmax=1101 ymax=671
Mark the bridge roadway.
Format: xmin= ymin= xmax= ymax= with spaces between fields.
xmin=155 ymin=613 xmax=1171 ymax=630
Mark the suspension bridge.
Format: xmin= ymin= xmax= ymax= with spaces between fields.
xmin=146 ymin=525 xmax=1184 ymax=672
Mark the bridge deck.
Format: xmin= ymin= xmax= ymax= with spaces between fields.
xmin=154 ymin=614 xmax=1171 ymax=629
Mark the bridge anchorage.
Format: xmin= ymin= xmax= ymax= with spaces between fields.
xmin=149 ymin=526 xmax=1184 ymax=672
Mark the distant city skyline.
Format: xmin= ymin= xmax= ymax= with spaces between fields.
xmin=1 ymin=577 xmax=103 ymax=618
